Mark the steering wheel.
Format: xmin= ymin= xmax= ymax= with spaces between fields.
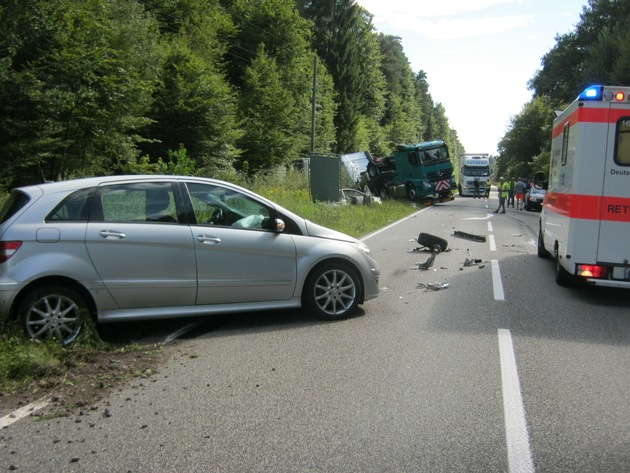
xmin=206 ymin=207 xmax=223 ymax=225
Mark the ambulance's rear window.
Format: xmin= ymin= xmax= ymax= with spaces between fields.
xmin=615 ymin=118 xmax=630 ymax=165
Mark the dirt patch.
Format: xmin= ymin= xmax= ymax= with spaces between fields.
xmin=0 ymin=343 xmax=168 ymax=418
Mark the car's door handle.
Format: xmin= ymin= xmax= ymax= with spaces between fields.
xmin=98 ymin=230 xmax=126 ymax=239
xmin=197 ymin=235 xmax=221 ymax=244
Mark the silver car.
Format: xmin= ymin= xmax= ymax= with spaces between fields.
xmin=0 ymin=175 xmax=380 ymax=344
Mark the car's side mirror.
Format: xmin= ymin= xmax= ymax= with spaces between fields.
xmin=275 ymin=218 xmax=285 ymax=233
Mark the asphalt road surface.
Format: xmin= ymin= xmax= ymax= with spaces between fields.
xmin=2 ymin=194 xmax=629 ymax=472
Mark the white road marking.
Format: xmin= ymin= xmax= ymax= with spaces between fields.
xmin=492 ymin=260 xmax=505 ymax=300
xmin=0 ymin=397 xmax=50 ymax=429
xmin=164 ymin=321 xmax=204 ymax=344
xmin=489 ymin=234 xmax=497 ymax=251
xmin=487 ymin=222 xmax=493 ymax=233
xmin=362 ymin=208 xmax=428 ymax=241
xmin=498 ymin=329 xmax=535 ymax=473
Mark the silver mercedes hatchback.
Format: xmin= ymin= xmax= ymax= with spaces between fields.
xmin=0 ymin=175 xmax=380 ymax=344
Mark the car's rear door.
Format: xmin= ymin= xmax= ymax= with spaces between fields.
xmin=85 ymin=181 xmax=197 ymax=309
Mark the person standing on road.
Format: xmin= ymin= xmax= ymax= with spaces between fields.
xmin=514 ymin=177 xmax=527 ymax=210
xmin=507 ymin=177 xmax=516 ymax=207
xmin=473 ymin=177 xmax=481 ymax=198
xmin=494 ymin=176 xmax=510 ymax=213
xmin=485 ymin=177 xmax=492 ymax=198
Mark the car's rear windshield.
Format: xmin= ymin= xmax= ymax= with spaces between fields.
xmin=0 ymin=191 xmax=30 ymax=225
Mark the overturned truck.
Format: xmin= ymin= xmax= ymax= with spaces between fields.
xmin=365 ymin=140 xmax=456 ymax=203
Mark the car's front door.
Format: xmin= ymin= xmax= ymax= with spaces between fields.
xmin=184 ymin=182 xmax=297 ymax=305
xmin=85 ymin=181 xmax=197 ymax=309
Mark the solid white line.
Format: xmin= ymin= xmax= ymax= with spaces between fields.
xmin=361 ymin=208 xmax=428 ymax=241
xmin=164 ymin=321 xmax=203 ymax=344
xmin=492 ymin=260 xmax=505 ymax=300
xmin=0 ymin=397 xmax=50 ymax=429
xmin=489 ymin=234 xmax=497 ymax=251
xmin=498 ymin=329 xmax=535 ymax=473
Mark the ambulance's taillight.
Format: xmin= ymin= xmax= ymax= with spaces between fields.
xmin=577 ymin=264 xmax=608 ymax=279
xmin=615 ymin=91 xmax=625 ymax=101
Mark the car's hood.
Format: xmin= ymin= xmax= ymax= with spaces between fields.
xmin=304 ymin=220 xmax=358 ymax=243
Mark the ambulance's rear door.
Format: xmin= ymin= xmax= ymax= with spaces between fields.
xmin=597 ymin=100 xmax=630 ymax=265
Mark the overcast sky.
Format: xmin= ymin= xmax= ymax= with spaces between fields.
xmin=354 ymin=0 xmax=588 ymax=154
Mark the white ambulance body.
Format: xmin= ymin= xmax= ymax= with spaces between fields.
xmin=458 ymin=154 xmax=491 ymax=196
xmin=538 ymin=85 xmax=630 ymax=288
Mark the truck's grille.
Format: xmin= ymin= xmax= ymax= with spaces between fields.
xmin=427 ymin=169 xmax=453 ymax=182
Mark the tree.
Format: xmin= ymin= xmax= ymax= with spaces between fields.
xmin=497 ymin=96 xmax=554 ymax=179
xmin=224 ymin=0 xmax=336 ymax=169
xmin=298 ymin=0 xmax=385 ymax=153
xmin=0 ymin=0 xmax=162 ymax=187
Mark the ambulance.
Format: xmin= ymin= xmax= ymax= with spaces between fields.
xmin=538 ymin=85 xmax=630 ymax=287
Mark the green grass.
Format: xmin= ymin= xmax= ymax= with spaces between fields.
xmin=0 ymin=170 xmax=420 ymax=391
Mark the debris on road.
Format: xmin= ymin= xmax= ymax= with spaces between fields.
xmin=417 ymin=282 xmax=450 ymax=291
xmin=416 ymin=250 xmax=437 ymax=270
xmin=452 ymin=230 xmax=487 ymax=242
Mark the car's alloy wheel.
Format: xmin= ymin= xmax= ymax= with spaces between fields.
xmin=305 ymin=263 xmax=360 ymax=320
xmin=19 ymin=286 xmax=86 ymax=346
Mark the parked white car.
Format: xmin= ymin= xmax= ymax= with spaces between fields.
xmin=0 ymin=175 xmax=380 ymax=344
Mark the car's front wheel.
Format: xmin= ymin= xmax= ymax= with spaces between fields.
xmin=304 ymin=263 xmax=361 ymax=320
xmin=18 ymin=285 xmax=87 ymax=345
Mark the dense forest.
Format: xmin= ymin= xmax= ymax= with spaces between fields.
xmin=2 ymin=0 xmax=629 ymax=192
xmin=496 ymin=0 xmax=630 ymax=180
xmin=0 ymin=0 xmax=464 ymax=190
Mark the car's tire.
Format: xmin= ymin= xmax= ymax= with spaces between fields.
xmin=303 ymin=262 xmax=361 ymax=321
xmin=537 ymin=227 xmax=550 ymax=258
xmin=554 ymin=251 xmax=573 ymax=286
xmin=18 ymin=285 xmax=87 ymax=345
xmin=418 ymin=232 xmax=448 ymax=252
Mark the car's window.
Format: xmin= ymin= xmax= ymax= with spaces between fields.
xmin=94 ymin=182 xmax=178 ymax=224
xmin=47 ymin=187 xmax=95 ymax=222
xmin=0 ymin=190 xmax=30 ymax=224
xmin=185 ymin=182 xmax=271 ymax=230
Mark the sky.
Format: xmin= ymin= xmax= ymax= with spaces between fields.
xmin=354 ymin=0 xmax=588 ymax=155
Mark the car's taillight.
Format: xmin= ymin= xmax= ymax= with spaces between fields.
xmin=0 ymin=241 xmax=22 ymax=263
xmin=578 ymin=264 xmax=608 ymax=279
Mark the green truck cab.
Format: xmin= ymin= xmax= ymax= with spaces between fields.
xmin=365 ymin=140 xmax=456 ymax=202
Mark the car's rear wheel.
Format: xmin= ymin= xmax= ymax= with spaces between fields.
xmin=18 ymin=285 xmax=87 ymax=345
xmin=304 ymin=262 xmax=360 ymax=320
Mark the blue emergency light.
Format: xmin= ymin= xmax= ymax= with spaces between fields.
xmin=578 ymin=85 xmax=603 ymax=101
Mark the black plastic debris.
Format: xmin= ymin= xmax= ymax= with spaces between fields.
xmin=453 ymin=230 xmax=487 ymax=242
xmin=416 ymin=250 xmax=437 ymax=270
xmin=417 ymin=232 xmax=448 ymax=252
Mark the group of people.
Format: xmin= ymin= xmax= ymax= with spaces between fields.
xmin=494 ymin=176 xmax=532 ymax=213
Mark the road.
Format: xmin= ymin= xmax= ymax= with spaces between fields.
xmin=2 ymin=195 xmax=629 ymax=472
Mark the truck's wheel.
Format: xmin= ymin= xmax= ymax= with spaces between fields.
xmin=418 ymin=232 xmax=448 ymax=252
xmin=367 ymin=162 xmax=379 ymax=178
xmin=406 ymin=184 xmax=418 ymax=201
xmin=378 ymin=187 xmax=389 ymax=199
